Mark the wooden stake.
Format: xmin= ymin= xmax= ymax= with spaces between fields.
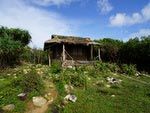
xmin=98 ymin=48 xmax=101 ymax=61
xmin=48 ymin=49 xmax=51 ymax=66
xmin=63 ymin=44 xmax=66 ymax=61
xmin=91 ymin=45 xmax=93 ymax=60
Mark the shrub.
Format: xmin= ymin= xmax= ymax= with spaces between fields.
xmin=62 ymin=68 xmax=87 ymax=87
xmin=51 ymin=60 xmax=62 ymax=74
xmin=0 ymin=27 xmax=31 ymax=68
xmin=121 ymin=64 xmax=137 ymax=76
xmin=0 ymin=36 xmax=23 ymax=68
xmin=107 ymin=63 xmax=120 ymax=73
xmin=52 ymin=67 xmax=87 ymax=88
xmin=21 ymin=70 xmax=45 ymax=93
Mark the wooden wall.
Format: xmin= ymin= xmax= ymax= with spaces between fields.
xmin=50 ymin=43 xmax=91 ymax=61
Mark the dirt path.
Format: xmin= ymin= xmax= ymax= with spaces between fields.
xmin=26 ymin=100 xmax=53 ymax=113
xmin=25 ymin=82 xmax=57 ymax=113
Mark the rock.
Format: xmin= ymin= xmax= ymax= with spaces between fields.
xmin=111 ymin=95 xmax=115 ymax=97
xmin=67 ymin=66 xmax=73 ymax=69
xmin=106 ymin=77 xmax=122 ymax=84
xmin=87 ymin=77 xmax=91 ymax=80
xmin=106 ymin=84 xmax=111 ymax=88
xmin=17 ymin=93 xmax=27 ymax=101
xmin=2 ymin=104 xmax=15 ymax=111
xmin=44 ymin=93 xmax=54 ymax=102
xmin=32 ymin=96 xmax=47 ymax=107
xmin=64 ymin=94 xmax=77 ymax=102
xmin=64 ymin=84 xmax=74 ymax=93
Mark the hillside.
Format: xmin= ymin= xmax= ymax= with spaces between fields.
xmin=0 ymin=63 xmax=150 ymax=113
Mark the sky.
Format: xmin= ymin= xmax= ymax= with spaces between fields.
xmin=0 ymin=0 xmax=150 ymax=48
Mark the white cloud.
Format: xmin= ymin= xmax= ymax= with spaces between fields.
xmin=142 ymin=3 xmax=150 ymax=21
xmin=110 ymin=3 xmax=150 ymax=26
xmin=129 ymin=29 xmax=150 ymax=38
xmin=0 ymin=0 xmax=77 ymax=48
xmin=30 ymin=0 xmax=80 ymax=6
xmin=97 ymin=0 xmax=113 ymax=14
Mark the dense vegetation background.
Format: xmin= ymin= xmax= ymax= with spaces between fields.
xmin=95 ymin=36 xmax=150 ymax=73
xmin=0 ymin=27 xmax=48 ymax=68
xmin=0 ymin=26 xmax=150 ymax=73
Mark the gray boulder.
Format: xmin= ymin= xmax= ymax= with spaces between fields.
xmin=2 ymin=104 xmax=15 ymax=111
xmin=32 ymin=96 xmax=47 ymax=107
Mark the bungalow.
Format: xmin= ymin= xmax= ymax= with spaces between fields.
xmin=44 ymin=35 xmax=101 ymax=66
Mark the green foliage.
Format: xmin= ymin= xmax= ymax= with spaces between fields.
xmin=0 ymin=36 xmax=23 ymax=67
xmin=52 ymin=67 xmax=87 ymax=89
xmin=21 ymin=47 xmax=49 ymax=64
xmin=21 ymin=70 xmax=45 ymax=93
xmin=94 ymin=62 xmax=120 ymax=73
xmin=0 ymin=26 xmax=32 ymax=68
xmin=51 ymin=60 xmax=62 ymax=74
xmin=55 ymin=80 xmax=65 ymax=95
xmin=121 ymin=64 xmax=137 ymax=76
xmin=59 ymin=69 xmax=150 ymax=113
xmin=96 ymin=38 xmax=123 ymax=63
xmin=96 ymin=36 xmax=150 ymax=73
xmin=0 ymin=27 xmax=31 ymax=46
xmin=63 ymin=68 xmax=87 ymax=87
xmin=0 ymin=64 xmax=48 ymax=112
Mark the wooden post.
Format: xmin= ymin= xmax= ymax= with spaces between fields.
xmin=98 ymin=48 xmax=101 ymax=61
xmin=62 ymin=44 xmax=66 ymax=61
xmin=48 ymin=49 xmax=51 ymax=66
xmin=91 ymin=45 xmax=93 ymax=60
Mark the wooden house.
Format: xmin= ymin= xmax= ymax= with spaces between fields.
xmin=44 ymin=35 xmax=101 ymax=66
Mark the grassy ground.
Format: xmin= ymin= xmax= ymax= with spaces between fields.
xmin=61 ymin=73 xmax=150 ymax=113
xmin=0 ymin=64 xmax=50 ymax=112
xmin=0 ymin=63 xmax=150 ymax=113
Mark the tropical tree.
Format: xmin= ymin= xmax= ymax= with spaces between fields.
xmin=0 ymin=27 xmax=31 ymax=68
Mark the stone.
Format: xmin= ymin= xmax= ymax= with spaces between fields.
xmin=32 ymin=96 xmax=47 ymax=107
xmin=17 ymin=93 xmax=27 ymax=101
xmin=64 ymin=84 xmax=74 ymax=93
xmin=106 ymin=84 xmax=111 ymax=88
xmin=44 ymin=93 xmax=54 ymax=102
xmin=64 ymin=94 xmax=77 ymax=102
xmin=67 ymin=66 xmax=73 ymax=69
xmin=87 ymin=77 xmax=91 ymax=80
xmin=2 ymin=104 xmax=15 ymax=111
xmin=111 ymin=95 xmax=115 ymax=97
xmin=106 ymin=77 xmax=122 ymax=84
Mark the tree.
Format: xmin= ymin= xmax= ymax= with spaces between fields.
xmin=0 ymin=27 xmax=31 ymax=68
xmin=0 ymin=27 xmax=31 ymax=46
xmin=95 ymin=38 xmax=123 ymax=62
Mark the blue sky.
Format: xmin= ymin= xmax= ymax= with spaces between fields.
xmin=0 ymin=0 xmax=150 ymax=47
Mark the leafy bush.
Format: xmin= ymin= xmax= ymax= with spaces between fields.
xmin=94 ymin=62 xmax=119 ymax=73
xmin=62 ymin=68 xmax=87 ymax=87
xmin=21 ymin=70 xmax=45 ymax=93
xmin=51 ymin=60 xmax=62 ymax=74
xmin=0 ymin=36 xmax=23 ymax=67
xmin=52 ymin=67 xmax=87 ymax=88
xmin=21 ymin=47 xmax=49 ymax=64
xmin=0 ymin=27 xmax=31 ymax=68
xmin=121 ymin=64 xmax=137 ymax=76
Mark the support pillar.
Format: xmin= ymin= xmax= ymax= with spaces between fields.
xmin=48 ymin=49 xmax=51 ymax=66
xmin=91 ymin=45 xmax=93 ymax=60
xmin=98 ymin=48 xmax=101 ymax=61
xmin=62 ymin=44 xmax=66 ymax=61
